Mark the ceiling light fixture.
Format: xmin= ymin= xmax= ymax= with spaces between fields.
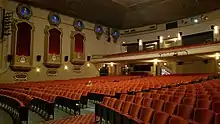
xmin=193 ymin=19 xmax=199 ymax=23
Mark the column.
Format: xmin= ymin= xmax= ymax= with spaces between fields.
xmin=138 ymin=39 xmax=143 ymax=51
xmin=212 ymin=26 xmax=220 ymax=42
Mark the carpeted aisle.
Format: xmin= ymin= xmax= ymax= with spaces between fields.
xmin=0 ymin=108 xmax=14 ymax=124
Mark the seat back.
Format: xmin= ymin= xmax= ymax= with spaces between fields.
xmin=120 ymin=94 xmax=127 ymax=101
xmin=128 ymin=104 xmax=141 ymax=118
xmin=169 ymin=116 xmax=188 ymax=124
xmin=126 ymin=95 xmax=135 ymax=102
xmin=152 ymin=99 xmax=164 ymax=111
xmin=142 ymin=97 xmax=153 ymax=107
xmin=138 ymin=107 xmax=154 ymax=123
xmin=107 ymin=98 xmax=117 ymax=108
xmin=102 ymin=97 xmax=110 ymax=105
xmin=163 ymin=102 xmax=177 ymax=114
xmin=151 ymin=111 xmax=170 ymax=124
xmin=121 ymin=101 xmax=132 ymax=114
xmin=176 ymin=104 xmax=193 ymax=120
xmin=114 ymin=100 xmax=124 ymax=110
xmin=134 ymin=96 xmax=143 ymax=105
xmin=193 ymin=108 xmax=214 ymax=124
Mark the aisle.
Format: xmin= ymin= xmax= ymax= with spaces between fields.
xmin=0 ymin=108 xmax=13 ymax=124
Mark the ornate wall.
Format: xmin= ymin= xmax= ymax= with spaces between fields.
xmin=0 ymin=1 xmax=124 ymax=83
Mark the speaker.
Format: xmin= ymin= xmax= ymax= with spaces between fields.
xmin=177 ymin=61 xmax=184 ymax=65
xmin=203 ymin=59 xmax=208 ymax=64
xmin=36 ymin=55 xmax=41 ymax=62
xmin=64 ymin=56 xmax=68 ymax=62
xmin=87 ymin=56 xmax=91 ymax=61
xmin=7 ymin=55 xmax=12 ymax=62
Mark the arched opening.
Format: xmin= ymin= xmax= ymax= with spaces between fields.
xmin=49 ymin=28 xmax=61 ymax=55
xmin=74 ymin=33 xmax=84 ymax=56
xmin=16 ymin=22 xmax=32 ymax=56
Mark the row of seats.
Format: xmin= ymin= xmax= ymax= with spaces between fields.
xmin=0 ymin=94 xmax=29 ymax=124
xmin=96 ymin=95 xmax=220 ymax=124
xmin=95 ymin=77 xmax=220 ymax=124
xmin=0 ymin=74 xmax=215 ymax=123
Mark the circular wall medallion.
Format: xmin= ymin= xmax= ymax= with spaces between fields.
xmin=48 ymin=12 xmax=61 ymax=26
xmin=74 ymin=19 xmax=84 ymax=31
xmin=52 ymin=55 xmax=57 ymax=61
xmin=16 ymin=4 xmax=32 ymax=20
xmin=111 ymin=29 xmax=120 ymax=42
xmin=94 ymin=25 xmax=103 ymax=35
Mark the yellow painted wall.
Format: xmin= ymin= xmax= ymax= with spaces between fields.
xmin=175 ymin=60 xmax=217 ymax=74
xmin=0 ymin=1 xmax=124 ymax=83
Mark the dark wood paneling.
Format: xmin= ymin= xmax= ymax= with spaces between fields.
xmin=182 ymin=31 xmax=213 ymax=46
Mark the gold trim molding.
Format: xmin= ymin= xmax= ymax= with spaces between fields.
xmin=70 ymin=31 xmax=86 ymax=65
xmin=11 ymin=19 xmax=35 ymax=72
xmin=44 ymin=25 xmax=63 ymax=68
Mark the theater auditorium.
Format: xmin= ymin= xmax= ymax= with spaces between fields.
xmin=0 ymin=0 xmax=220 ymax=124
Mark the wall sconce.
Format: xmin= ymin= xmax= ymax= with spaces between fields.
xmin=87 ymin=63 xmax=90 ymax=67
xmin=158 ymin=36 xmax=164 ymax=43
xmin=138 ymin=39 xmax=143 ymax=46
xmin=110 ymin=62 xmax=114 ymax=67
xmin=64 ymin=65 xmax=68 ymax=70
xmin=36 ymin=67 xmax=40 ymax=72
xmin=177 ymin=32 xmax=182 ymax=40
xmin=153 ymin=59 xmax=159 ymax=65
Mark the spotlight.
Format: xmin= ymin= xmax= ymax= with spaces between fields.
xmin=193 ymin=19 xmax=199 ymax=23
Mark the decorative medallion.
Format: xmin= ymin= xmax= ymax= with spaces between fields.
xmin=48 ymin=12 xmax=61 ymax=26
xmin=94 ymin=25 xmax=104 ymax=40
xmin=74 ymin=19 xmax=84 ymax=31
xmin=111 ymin=29 xmax=120 ymax=43
xmin=51 ymin=55 xmax=57 ymax=61
xmin=72 ymin=65 xmax=82 ymax=73
xmin=16 ymin=4 xmax=32 ymax=20
xmin=46 ymin=68 xmax=58 ymax=76
xmin=20 ymin=56 xmax=26 ymax=64
xmin=13 ymin=72 xmax=28 ymax=81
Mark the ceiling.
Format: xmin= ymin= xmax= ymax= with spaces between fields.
xmin=12 ymin=0 xmax=220 ymax=29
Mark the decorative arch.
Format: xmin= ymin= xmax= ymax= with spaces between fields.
xmin=11 ymin=20 xmax=35 ymax=71
xmin=44 ymin=25 xmax=63 ymax=68
xmin=70 ymin=31 xmax=86 ymax=65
